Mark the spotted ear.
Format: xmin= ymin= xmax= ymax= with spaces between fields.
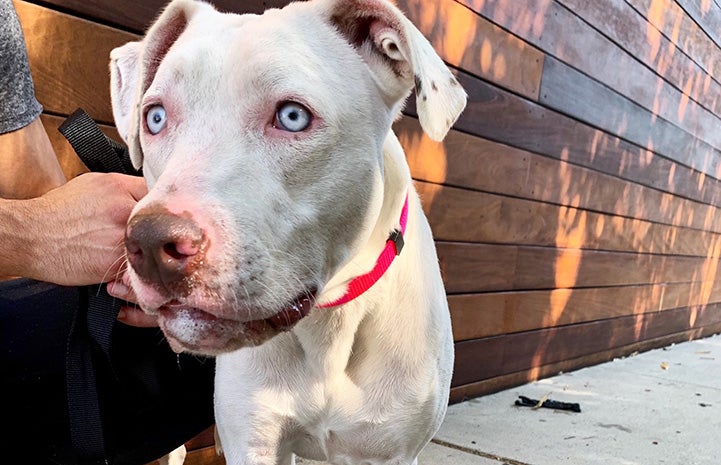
xmin=320 ymin=0 xmax=466 ymax=141
xmin=109 ymin=0 xmax=207 ymax=169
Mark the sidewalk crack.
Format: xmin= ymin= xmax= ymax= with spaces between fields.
xmin=431 ymin=438 xmax=534 ymax=465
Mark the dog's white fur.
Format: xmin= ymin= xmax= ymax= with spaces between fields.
xmin=110 ymin=0 xmax=465 ymax=463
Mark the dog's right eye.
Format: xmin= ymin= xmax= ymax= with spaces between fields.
xmin=146 ymin=105 xmax=167 ymax=135
xmin=275 ymin=102 xmax=311 ymax=133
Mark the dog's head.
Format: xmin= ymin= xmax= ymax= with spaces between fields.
xmin=110 ymin=0 xmax=465 ymax=355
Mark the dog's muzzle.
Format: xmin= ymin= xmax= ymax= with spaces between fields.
xmin=125 ymin=209 xmax=207 ymax=295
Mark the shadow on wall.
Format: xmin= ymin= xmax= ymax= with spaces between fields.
xmin=395 ymin=0 xmax=721 ymax=391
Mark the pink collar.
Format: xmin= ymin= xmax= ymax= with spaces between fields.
xmin=317 ymin=194 xmax=409 ymax=308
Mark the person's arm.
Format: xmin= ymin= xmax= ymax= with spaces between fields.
xmin=0 ymin=0 xmax=66 ymax=199
xmin=0 ymin=118 xmax=67 ymax=199
xmin=0 ymin=172 xmax=158 ymax=327
xmin=0 ymin=172 xmax=147 ymax=286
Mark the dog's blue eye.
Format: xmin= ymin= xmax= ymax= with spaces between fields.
xmin=146 ymin=105 xmax=167 ymax=135
xmin=275 ymin=102 xmax=311 ymax=132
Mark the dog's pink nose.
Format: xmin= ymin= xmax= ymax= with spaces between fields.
xmin=125 ymin=210 xmax=206 ymax=289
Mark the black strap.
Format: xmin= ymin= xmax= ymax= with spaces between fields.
xmin=59 ymin=108 xmax=140 ymax=176
xmin=59 ymin=109 xmax=140 ymax=464
xmin=66 ymin=286 xmax=118 ymax=464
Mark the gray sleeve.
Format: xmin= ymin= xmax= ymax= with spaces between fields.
xmin=0 ymin=0 xmax=43 ymax=134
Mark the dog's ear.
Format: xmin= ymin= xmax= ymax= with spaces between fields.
xmin=110 ymin=41 xmax=141 ymax=145
xmin=109 ymin=0 xmax=203 ymax=169
xmin=320 ymin=0 xmax=466 ymax=141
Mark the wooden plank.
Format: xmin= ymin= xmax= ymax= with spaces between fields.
xmin=40 ymin=0 xmax=292 ymax=33
xmin=437 ymin=243 xmax=518 ymax=293
xmin=448 ymin=278 xmax=721 ymax=341
xmin=396 ymin=0 xmax=544 ymax=99
xmin=512 ymin=246 xmax=713 ymax=289
xmin=438 ymin=242 xmax=714 ymax=294
xmin=42 ymin=0 xmax=545 ymax=100
xmin=182 ymin=446 xmax=225 ymax=465
xmin=449 ymin=321 xmax=721 ymax=403
xmin=625 ymin=0 xmax=721 ymax=83
xmin=397 ymin=117 xmax=721 ymax=234
xmin=540 ymin=56 xmax=721 ymax=174
xmin=450 ymin=303 xmax=721 ymax=387
xmin=418 ymin=69 xmax=721 ymax=207
xmin=38 ymin=0 xmax=167 ymax=32
xmin=456 ymin=0 xmax=721 ymax=178
xmin=15 ymin=0 xmax=139 ymax=124
xmin=417 ymin=181 xmax=721 ymax=256
xmin=183 ymin=425 xmax=215 ymax=450
xmin=675 ymin=0 xmax=721 ymax=49
xmin=558 ymin=0 xmax=721 ymax=121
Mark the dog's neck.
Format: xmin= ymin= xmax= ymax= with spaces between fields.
xmin=316 ymin=192 xmax=408 ymax=308
xmin=316 ymin=130 xmax=413 ymax=307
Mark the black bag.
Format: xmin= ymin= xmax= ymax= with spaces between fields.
xmin=0 ymin=110 xmax=216 ymax=464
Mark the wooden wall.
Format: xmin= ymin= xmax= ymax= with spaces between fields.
xmin=399 ymin=0 xmax=721 ymax=402
xmin=13 ymin=0 xmax=721 ymax=461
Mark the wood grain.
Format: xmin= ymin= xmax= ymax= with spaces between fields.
xmin=540 ymin=56 xmax=721 ymax=173
xmin=40 ymin=0 xmax=545 ymax=99
xmin=448 ymin=278 xmax=721 ymax=340
xmin=437 ymin=242 xmax=714 ymax=294
xmin=625 ymin=0 xmax=721 ymax=82
xmin=457 ymin=0 xmax=721 ymax=179
xmin=675 ymin=0 xmax=721 ymax=49
xmin=14 ymin=0 xmax=138 ymax=124
xmin=182 ymin=446 xmax=225 ymax=465
xmin=422 ymin=69 xmax=721 ymax=206
xmin=144 ymin=427 xmax=217 ymax=464
xmin=38 ymin=0 xmax=293 ymax=32
xmin=397 ymin=117 xmax=721 ymax=234
xmin=451 ymin=302 xmax=721 ymax=387
xmin=417 ymin=181 xmax=721 ymax=256
xmin=396 ymin=0 xmax=544 ymax=99
xmin=558 ymin=0 xmax=721 ymax=121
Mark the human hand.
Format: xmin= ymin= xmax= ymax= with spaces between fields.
xmin=8 ymin=172 xmax=147 ymax=286
xmin=107 ymin=277 xmax=159 ymax=327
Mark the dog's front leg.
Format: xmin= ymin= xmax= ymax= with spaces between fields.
xmin=215 ymin=410 xmax=292 ymax=465
xmin=215 ymin=364 xmax=296 ymax=465
xmin=216 ymin=422 xmax=291 ymax=465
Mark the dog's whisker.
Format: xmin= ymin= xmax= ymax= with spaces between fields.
xmin=265 ymin=247 xmax=317 ymax=277
xmin=112 ymin=259 xmax=130 ymax=284
xmin=97 ymin=256 xmax=130 ymax=297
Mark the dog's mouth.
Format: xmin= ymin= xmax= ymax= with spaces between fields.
xmin=156 ymin=290 xmax=317 ymax=355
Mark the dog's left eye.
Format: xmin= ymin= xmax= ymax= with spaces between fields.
xmin=275 ymin=102 xmax=311 ymax=132
xmin=146 ymin=105 xmax=167 ymax=135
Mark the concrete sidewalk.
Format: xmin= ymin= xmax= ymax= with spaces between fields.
xmin=428 ymin=334 xmax=721 ymax=465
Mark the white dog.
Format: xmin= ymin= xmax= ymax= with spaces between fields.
xmin=110 ymin=0 xmax=466 ymax=463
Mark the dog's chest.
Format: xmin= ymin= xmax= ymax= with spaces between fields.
xmin=217 ymin=330 xmax=422 ymax=461
xmin=289 ymin=362 xmax=431 ymax=463
xmin=291 ymin=394 xmax=417 ymax=464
